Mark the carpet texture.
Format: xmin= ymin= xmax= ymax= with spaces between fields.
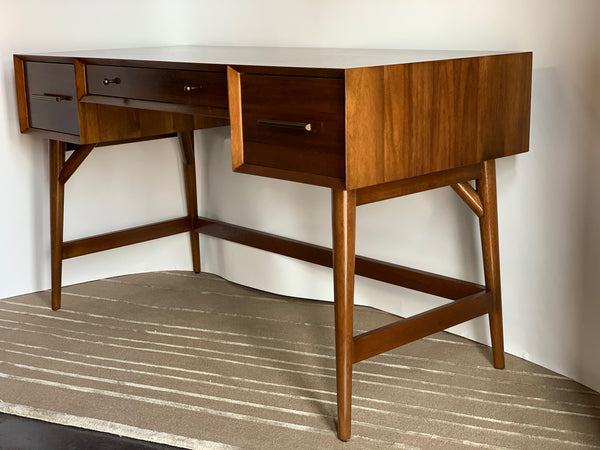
xmin=0 ymin=271 xmax=598 ymax=449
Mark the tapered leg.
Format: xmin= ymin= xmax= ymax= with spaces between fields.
xmin=49 ymin=140 xmax=66 ymax=311
xmin=331 ymin=189 xmax=356 ymax=441
xmin=477 ymin=160 xmax=505 ymax=369
xmin=178 ymin=131 xmax=201 ymax=273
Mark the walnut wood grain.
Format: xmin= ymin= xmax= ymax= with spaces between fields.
xmin=79 ymin=95 xmax=229 ymax=120
xmin=228 ymin=66 xmax=346 ymax=185
xmin=452 ymin=182 xmax=484 ymax=217
xmin=73 ymin=59 xmax=226 ymax=144
xmin=478 ymin=160 xmax=505 ymax=369
xmin=240 ymin=73 xmax=345 ymax=178
xmin=86 ymin=65 xmax=228 ymax=108
xmin=233 ymin=162 xmax=346 ymax=189
xmin=227 ymin=67 xmax=244 ymax=170
xmin=62 ymin=217 xmax=192 ymax=260
xmin=58 ymin=144 xmax=95 ymax=184
xmin=352 ymin=291 xmax=493 ymax=363
xmin=193 ymin=217 xmax=483 ymax=299
xmin=13 ymin=56 xmax=30 ymax=133
xmin=332 ymin=189 xmax=356 ymax=441
xmin=345 ymin=53 xmax=532 ymax=189
xmin=178 ymin=131 xmax=201 ymax=273
xmin=356 ymin=164 xmax=482 ymax=206
xmin=49 ymin=140 xmax=66 ymax=310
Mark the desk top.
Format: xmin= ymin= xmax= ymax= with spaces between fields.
xmin=22 ymin=45 xmax=515 ymax=69
xmin=14 ymin=45 xmax=532 ymax=190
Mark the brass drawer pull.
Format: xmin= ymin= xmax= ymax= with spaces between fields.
xmin=102 ymin=77 xmax=121 ymax=85
xmin=31 ymin=93 xmax=72 ymax=102
xmin=183 ymin=85 xmax=200 ymax=92
xmin=258 ymin=119 xmax=312 ymax=131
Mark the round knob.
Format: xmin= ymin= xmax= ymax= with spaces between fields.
xmin=103 ymin=77 xmax=121 ymax=85
xmin=183 ymin=85 xmax=200 ymax=92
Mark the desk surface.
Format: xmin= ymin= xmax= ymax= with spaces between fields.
xmin=23 ymin=45 xmax=514 ymax=69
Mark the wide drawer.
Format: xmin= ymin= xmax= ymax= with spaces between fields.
xmin=240 ymin=74 xmax=345 ymax=179
xmin=25 ymin=62 xmax=79 ymax=136
xmin=86 ymin=65 xmax=228 ymax=109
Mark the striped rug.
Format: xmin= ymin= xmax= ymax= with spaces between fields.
xmin=0 ymin=271 xmax=598 ymax=449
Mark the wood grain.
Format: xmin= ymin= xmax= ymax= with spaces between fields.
xmin=85 ymin=65 xmax=228 ymax=108
xmin=345 ymin=66 xmax=384 ymax=188
xmin=74 ymin=59 xmax=225 ymax=144
xmin=49 ymin=140 xmax=66 ymax=310
xmin=332 ymin=189 xmax=356 ymax=441
xmin=13 ymin=56 xmax=30 ymax=132
xmin=194 ymin=216 xmax=483 ymax=299
xmin=356 ymin=164 xmax=481 ymax=206
xmin=59 ymin=144 xmax=95 ymax=184
xmin=227 ymin=67 xmax=244 ymax=170
xmin=451 ymin=181 xmax=484 ymax=217
xmin=240 ymin=73 xmax=345 ymax=179
xmin=476 ymin=54 xmax=532 ymax=161
xmin=352 ymin=291 xmax=493 ymax=363
xmin=62 ymin=218 xmax=191 ymax=260
xmin=345 ymin=53 xmax=532 ymax=189
xmin=178 ymin=131 xmax=201 ymax=273
xmin=477 ymin=160 xmax=505 ymax=369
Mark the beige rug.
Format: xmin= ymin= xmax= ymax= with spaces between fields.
xmin=0 ymin=271 xmax=598 ymax=449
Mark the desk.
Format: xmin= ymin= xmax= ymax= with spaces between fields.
xmin=13 ymin=46 xmax=532 ymax=441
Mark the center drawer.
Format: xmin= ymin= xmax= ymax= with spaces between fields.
xmin=86 ymin=65 xmax=228 ymax=109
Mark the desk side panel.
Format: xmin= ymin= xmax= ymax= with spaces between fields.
xmin=345 ymin=53 xmax=532 ymax=189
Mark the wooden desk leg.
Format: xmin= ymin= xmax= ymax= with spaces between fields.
xmin=49 ymin=140 xmax=66 ymax=311
xmin=477 ymin=160 xmax=505 ymax=369
xmin=178 ymin=131 xmax=201 ymax=273
xmin=332 ymin=189 xmax=356 ymax=441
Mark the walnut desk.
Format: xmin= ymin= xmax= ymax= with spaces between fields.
xmin=13 ymin=46 xmax=532 ymax=441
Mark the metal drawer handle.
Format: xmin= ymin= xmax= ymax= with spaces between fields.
xmin=258 ymin=119 xmax=312 ymax=131
xmin=183 ymin=85 xmax=201 ymax=92
xmin=31 ymin=93 xmax=72 ymax=102
xmin=103 ymin=77 xmax=121 ymax=85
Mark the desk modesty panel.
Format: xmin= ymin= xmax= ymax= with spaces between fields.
xmin=15 ymin=46 xmax=532 ymax=189
xmin=13 ymin=46 xmax=532 ymax=441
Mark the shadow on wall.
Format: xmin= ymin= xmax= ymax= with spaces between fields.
xmin=578 ymin=71 xmax=600 ymax=389
xmin=528 ymin=66 xmax=595 ymax=389
xmin=1 ymin=57 xmax=51 ymax=293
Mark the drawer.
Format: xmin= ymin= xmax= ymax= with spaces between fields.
xmin=239 ymin=74 xmax=345 ymax=179
xmin=86 ymin=65 xmax=228 ymax=109
xmin=25 ymin=62 xmax=79 ymax=136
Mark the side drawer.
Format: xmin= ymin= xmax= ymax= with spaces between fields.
xmin=25 ymin=62 xmax=79 ymax=136
xmin=238 ymin=73 xmax=345 ymax=179
xmin=86 ymin=65 xmax=228 ymax=109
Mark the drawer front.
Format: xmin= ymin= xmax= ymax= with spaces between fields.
xmin=240 ymin=74 xmax=345 ymax=178
xmin=86 ymin=65 xmax=228 ymax=109
xmin=25 ymin=62 xmax=79 ymax=136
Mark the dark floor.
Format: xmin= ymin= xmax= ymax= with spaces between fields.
xmin=0 ymin=413 xmax=178 ymax=450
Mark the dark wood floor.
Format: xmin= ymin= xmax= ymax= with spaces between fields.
xmin=0 ymin=413 xmax=178 ymax=449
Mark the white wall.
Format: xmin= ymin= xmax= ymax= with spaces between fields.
xmin=1 ymin=1 xmax=598 ymax=392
